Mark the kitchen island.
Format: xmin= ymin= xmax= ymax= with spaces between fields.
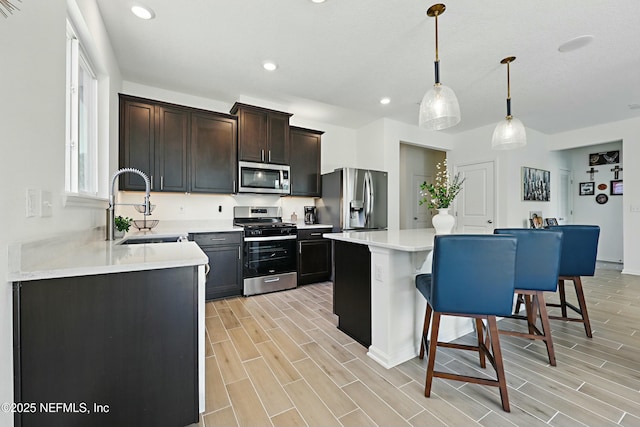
xmin=325 ymin=229 xmax=476 ymax=369
xmin=9 ymin=231 xmax=208 ymax=427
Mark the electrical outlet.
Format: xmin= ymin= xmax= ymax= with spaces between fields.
xmin=40 ymin=190 xmax=53 ymax=217
xmin=374 ymin=264 xmax=383 ymax=281
xmin=631 ymin=205 xmax=640 ymax=213
xmin=178 ymin=206 xmax=185 ymax=215
xmin=26 ymin=189 xmax=38 ymax=218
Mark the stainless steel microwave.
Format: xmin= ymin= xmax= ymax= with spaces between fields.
xmin=238 ymin=161 xmax=290 ymax=195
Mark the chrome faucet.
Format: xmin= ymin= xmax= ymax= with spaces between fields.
xmin=106 ymin=168 xmax=152 ymax=240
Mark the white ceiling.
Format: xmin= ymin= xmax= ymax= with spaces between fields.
xmin=95 ymin=0 xmax=640 ymax=134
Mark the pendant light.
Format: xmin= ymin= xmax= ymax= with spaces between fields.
xmin=491 ymin=56 xmax=527 ymax=149
xmin=419 ymin=3 xmax=461 ymax=131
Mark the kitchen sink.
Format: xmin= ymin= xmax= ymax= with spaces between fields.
xmin=117 ymin=235 xmax=187 ymax=245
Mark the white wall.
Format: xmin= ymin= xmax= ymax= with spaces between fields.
xmin=0 ymin=0 xmax=122 ymax=418
xmin=550 ymin=118 xmax=640 ymax=272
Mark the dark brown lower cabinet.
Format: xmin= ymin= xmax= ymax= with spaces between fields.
xmin=13 ymin=267 xmax=198 ymax=427
xmin=190 ymin=232 xmax=243 ymax=300
xmin=333 ymin=240 xmax=371 ymax=347
xmin=297 ymin=228 xmax=332 ymax=285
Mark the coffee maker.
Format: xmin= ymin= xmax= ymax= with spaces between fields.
xmin=304 ymin=206 xmax=317 ymax=225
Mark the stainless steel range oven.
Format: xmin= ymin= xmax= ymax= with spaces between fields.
xmin=234 ymin=206 xmax=297 ymax=296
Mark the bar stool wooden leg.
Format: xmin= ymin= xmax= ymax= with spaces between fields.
xmin=558 ymin=279 xmax=567 ymax=318
xmin=424 ymin=311 xmax=441 ymax=397
xmin=420 ymin=304 xmax=433 ymax=359
xmin=573 ymin=277 xmax=593 ymax=338
xmin=487 ymin=316 xmax=510 ymax=412
xmin=535 ymin=291 xmax=556 ymax=366
xmin=475 ymin=318 xmax=486 ymax=369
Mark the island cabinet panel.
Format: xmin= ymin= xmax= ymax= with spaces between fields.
xmin=191 ymin=232 xmax=243 ymax=300
xmin=231 ymin=103 xmax=292 ymax=165
xmin=13 ymin=267 xmax=199 ymax=427
xmin=297 ymin=228 xmax=332 ymax=285
xmin=290 ymin=126 xmax=323 ymax=197
xmin=333 ymin=240 xmax=371 ymax=347
xmin=190 ymin=112 xmax=237 ymax=194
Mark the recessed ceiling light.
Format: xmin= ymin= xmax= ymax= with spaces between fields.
xmin=310 ymin=0 xmax=326 ymax=3
xmin=380 ymin=98 xmax=391 ymax=105
xmin=131 ymin=4 xmax=155 ymax=20
xmin=558 ymin=35 xmax=594 ymax=53
xmin=263 ymin=61 xmax=278 ymax=71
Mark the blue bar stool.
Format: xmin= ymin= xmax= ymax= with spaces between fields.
xmin=547 ymin=225 xmax=600 ymax=337
xmin=494 ymin=228 xmax=563 ymax=365
xmin=415 ymin=235 xmax=518 ymax=412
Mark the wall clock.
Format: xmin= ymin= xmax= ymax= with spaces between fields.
xmin=595 ymin=193 xmax=608 ymax=205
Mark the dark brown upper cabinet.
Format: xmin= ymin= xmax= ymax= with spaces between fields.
xmin=289 ymin=126 xmax=324 ymax=197
xmin=230 ymin=103 xmax=292 ymax=165
xmin=119 ymin=94 xmax=237 ymax=194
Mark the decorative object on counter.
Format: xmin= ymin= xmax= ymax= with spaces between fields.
xmin=610 ymin=180 xmax=623 ymax=195
xmin=579 ymin=182 xmax=595 ymax=196
xmin=611 ymin=164 xmax=623 ymax=179
xmin=597 ymin=183 xmax=607 ymax=191
xmin=492 ymin=56 xmax=527 ymax=150
xmin=595 ymin=193 xmax=608 ymax=204
xmin=114 ymin=216 xmax=133 ymax=238
xmin=544 ymin=217 xmax=558 ymax=227
xmin=133 ymin=219 xmax=160 ymax=231
xmin=134 ymin=204 xmax=156 ymax=213
xmin=528 ymin=212 xmax=543 ymax=229
xmin=290 ymin=211 xmax=297 ymax=222
xmin=522 ymin=167 xmax=550 ymax=201
xmin=585 ymin=166 xmax=598 ymax=181
xmin=418 ymin=3 xmax=461 ymax=131
xmin=589 ymin=150 xmax=619 ymax=166
xmin=419 ymin=160 xmax=464 ymax=234
xmin=0 ymin=0 xmax=20 ymax=18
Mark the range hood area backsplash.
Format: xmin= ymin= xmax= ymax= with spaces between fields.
xmin=116 ymin=191 xmax=315 ymax=223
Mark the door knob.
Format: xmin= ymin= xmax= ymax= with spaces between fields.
xmin=487 ymin=220 xmax=493 ymax=224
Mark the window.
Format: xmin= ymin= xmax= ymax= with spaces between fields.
xmin=66 ymin=20 xmax=98 ymax=195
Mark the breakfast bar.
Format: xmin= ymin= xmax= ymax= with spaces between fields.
xmin=324 ymin=229 xmax=476 ymax=369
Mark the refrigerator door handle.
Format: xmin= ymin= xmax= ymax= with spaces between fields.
xmin=363 ymin=170 xmax=374 ymax=227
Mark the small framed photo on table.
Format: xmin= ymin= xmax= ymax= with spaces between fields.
xmin=545 ymin=218 xmax=558 ymax=227
xmin=579 ymin=182 xmax=595 ymax=196
xmin=610 ymin=180 xmax=623 ymax=195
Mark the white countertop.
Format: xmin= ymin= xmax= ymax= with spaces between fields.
xmin=323 ymin=228 xmax=436 ymax=252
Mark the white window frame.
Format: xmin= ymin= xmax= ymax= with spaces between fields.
xmin=65 ymin=20 xmax=98 ymax=196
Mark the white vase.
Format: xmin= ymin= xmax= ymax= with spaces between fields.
xmin=432 ymin=208 xmax=455 ymax=235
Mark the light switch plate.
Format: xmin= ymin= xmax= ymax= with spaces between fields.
xmin=40 ymin=190 xmax=53 ymax=217
xmin=26 ymin=188 xmax=38 ymax=218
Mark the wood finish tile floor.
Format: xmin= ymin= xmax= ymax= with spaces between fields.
xmin=189 ymin=268 xmax=640 ymax=427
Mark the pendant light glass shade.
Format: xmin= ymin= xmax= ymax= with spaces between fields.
xmin=419 ymin=83 xmax=461 ymax=130
xmin=419 ymin=4 xmax=460 ymax=131
xmin=491 ymin=116 xmax=526 ymax=149
xmin=492 ymin=56 xmax=526 ymax=149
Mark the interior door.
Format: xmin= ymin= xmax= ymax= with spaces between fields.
xmin=558 ymin=169 xmax=572 ymax=224
xmin=455 ymin=161 xmax=495 ymax=233
xmin=412 ymin=174 xmax=431 ymax=229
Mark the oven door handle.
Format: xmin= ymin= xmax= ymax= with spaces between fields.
xmin=244 ymin=235 xmax=297 ymax=242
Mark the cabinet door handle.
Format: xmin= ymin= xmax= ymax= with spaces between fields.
xmin=268 ymin=150 xmax=271 ymax=163
xmin=261 ymin=149 xmax=265 ymax=162
xmin=150 ymin=175 xmax=154 ymax=190
xmin=310 ymin=232 xmax=322 ymax=236
xmin=209 ymin=238 xmax=226 ymax=241
xmin=160 ymin=175 xmax=164 ymax=190
xmin=299 ymin=242 xmax=302 ymax=254
xmin=238 ymin=246 xmax=241 ymax=260
xmin=204 ymin=264 xmax=211 ymax=276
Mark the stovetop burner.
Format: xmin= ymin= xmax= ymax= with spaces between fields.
xmin=233 ymin=206 xmax=297 ymax=238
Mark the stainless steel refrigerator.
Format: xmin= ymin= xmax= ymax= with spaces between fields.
xmin=317 ymin=168 xmax=388 ymax=231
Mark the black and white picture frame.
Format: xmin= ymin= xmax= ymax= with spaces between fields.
xmin=589 ymin=150 xmax=620 ymax=166
xmin=579 ymin=182 xmax=595 ymax=196
xmin=522 ymin=167 xmax=550 ymax=202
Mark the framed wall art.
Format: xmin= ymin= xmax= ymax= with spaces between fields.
xmin=522 ymin=167 xmax=550 ymax=201
xmin=589 ymin=150 xmax=619 ymax=166
xmin=596 ymin=193 xmax=608 ymax=205
xmin=610 ymin=180 xmax=623 ymax=195
xmin=579 ymin=182 xmax=595 ymax=196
